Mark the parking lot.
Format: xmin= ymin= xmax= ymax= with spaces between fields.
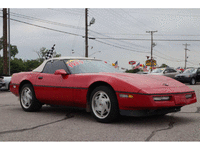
xmin=0 ymin=83 xmax=200 ymax=141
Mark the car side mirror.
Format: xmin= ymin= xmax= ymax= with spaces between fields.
xmin=54 ymin=69 xmax=68 ymax=76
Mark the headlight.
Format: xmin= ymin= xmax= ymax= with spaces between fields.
xmin=153 ymin=96 xmax=170 ymax=101
xmin=185 ymin=94 xmax=192 ymax=99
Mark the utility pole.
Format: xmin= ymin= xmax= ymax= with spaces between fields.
xmin=146 ymin=30 xmax=157 ymax=71
xmin=3 ymin=8 xmax=8 ymax=75
xmin=183 ymin=43 xmax=190 ymax=69
xmin=8 ymin=8 xmax=11 ymax=75
xmin=85 ymin=8 xmax=88 ymax=57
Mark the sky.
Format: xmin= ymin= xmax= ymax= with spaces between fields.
xmin=1 ymin=1 xmax=200 ymax=70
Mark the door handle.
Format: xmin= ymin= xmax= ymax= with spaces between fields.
xmin=38 ymin=76 xmax=43 ymax=79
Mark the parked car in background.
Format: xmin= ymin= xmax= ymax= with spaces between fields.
xmin=0 ymin=76 xmax=5 ymax=89
xmin=175 ymin=67 xmax=200 ymax=85
xmin=150 ymin=68 xmax=180 ymax=78
xmin=0 ymin=76 xmax=11 ymax=91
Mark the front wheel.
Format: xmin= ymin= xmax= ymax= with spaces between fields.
xmin=90 ymin=86 xmax=119 ymax=123
xmin=20 ymin=84 xmax=42 ymax=112
xmin=190 ymin=78 xmax=196 ymax=85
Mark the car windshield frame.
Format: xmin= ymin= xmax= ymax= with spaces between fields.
xmin=64 ymin=59 xmax=122 ymax=74
xmin=183 ymin=68 xmax=197 ymax=74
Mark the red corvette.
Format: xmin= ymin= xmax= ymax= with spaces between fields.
xmin=10 ymin=57 xmax=197 ymax=123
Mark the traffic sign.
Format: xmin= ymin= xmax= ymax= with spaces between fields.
xmin=129 ymin=61 xmax=136 ymax=65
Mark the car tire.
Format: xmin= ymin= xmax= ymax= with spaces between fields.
xmin=20 ymin=84 xmax=42 ymax=112
xmin=190 ymin=78 xmax=196 ymax=85
xmin=90 ymin=86 xmax=119 ymax=123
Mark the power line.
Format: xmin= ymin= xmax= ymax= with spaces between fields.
xmin=83 ymin=37 xmax=200 ymax=41
xmin=1 ymin=15 xmax=150 ymax=54
xmin=10 ymin=12 xmax=85 ymax=30
xmin=2 ymin=9 xmax=199 ymax=67
xmin=154 ymin=49 xmax=184 ymax=62
xmin=9 ymin=18 xmax=84 ymax=37
xmin=89 ymin=30 xmax=149 ymax=50
xmin=94 ymin=39 xmax=150 ymax=54
xmin=120 ymin=9 xmax=153 ymax=31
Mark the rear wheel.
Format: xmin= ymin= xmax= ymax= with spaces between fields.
xmin=90 ymin=86 xmax=119 ymax=123
xmin=20 ymin=84 xmax=42 ymax=112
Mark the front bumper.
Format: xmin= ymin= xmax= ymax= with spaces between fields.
xmin=116 ymin=90 xmax=196 ymax=116
xmin=120 ymin=106 xmax=181 ymax=116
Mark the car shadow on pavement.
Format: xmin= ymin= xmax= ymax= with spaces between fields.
xmin=40 ymin=106 xmax=196 ymax=126
xmin=116 ymin=112 xmax=195 ymax=126
xmin=10 ymin=105 xmax=196 ymax=126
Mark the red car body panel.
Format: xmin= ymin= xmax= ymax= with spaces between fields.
xmin=10 ymin=70 xmax=197 ymax=114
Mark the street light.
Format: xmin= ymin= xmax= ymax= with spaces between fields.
xmin=89 ymin=17 xmax=95 ymax=26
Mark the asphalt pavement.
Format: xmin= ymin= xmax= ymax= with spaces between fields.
xmin=0 ymin=83 xmax=200 ymax=141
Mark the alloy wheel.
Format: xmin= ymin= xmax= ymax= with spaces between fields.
xmin=91 ymin=91 xmax=111 ymax=119
xmin=21 ymin=87 xmax=32 ymax=109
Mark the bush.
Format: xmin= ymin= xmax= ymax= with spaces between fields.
xmin=125 ymin=68 xmax=140 ymax=73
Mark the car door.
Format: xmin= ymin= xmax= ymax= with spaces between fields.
xmin=163 ymin=69 xmax=171 ymax=77
xmin=164 ymin=69 xmax=177 ymax=78
xmin=196 ymin=68 xmax=200 ymax=82
xmin=34 ymin=59 xmax=74 ymax=106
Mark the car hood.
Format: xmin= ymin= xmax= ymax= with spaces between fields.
xmin=101 ymin=73 xmax=193 ymax=94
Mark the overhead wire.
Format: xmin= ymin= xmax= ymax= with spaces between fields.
xmin=2 ymin=9 xmax=200 ymax=66
xmin=94 ymin=39 xmax=150 ymax=54
xmin=9 ymin=18 xmax=84 ymax=37
xmin=88 ymin=9 xmax=151 ymax=51
xmin=10 ymin=12 xmax=85 ymax=30
xmin=2 ymin=11 xmax=151 ymax=54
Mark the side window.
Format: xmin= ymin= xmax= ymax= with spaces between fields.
xmin=43 ymin=61 xmax=53 ymax=74
xmin=42 ymin=60 xmax=68 ymax=74
xmin=197 ymin=68 xmax=200 ymax=73
xmin=170 ymin=69 xmax=176 ymax=73
xmin=51 ymin=60 xmax=67 ymax=73
xmin=165 ymin=69 xmax=169 ymax=73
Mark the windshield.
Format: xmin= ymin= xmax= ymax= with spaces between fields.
xmin=151 ymin=68 xmax=164 ymax=73
xmin=64 ymin=59 xmax=122 ymax=74
xmin=183 ymin=68 xmax=197 ymax=74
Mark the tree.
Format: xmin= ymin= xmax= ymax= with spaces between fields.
xmin=34 ymin=47 xmax=61 ymax=62
xmin=0 ymin=37 xmax=19 ymax=58
xmin=10 ymin=58 xmax=25 ymax=74
xmin=125 ymin=68 xmax=140 ymax=73
xmin=10 ymin=45 xmax=18 ymax=58
xmin=159 ymin=64 xmax=168 ymax=68
xmin=34 ymin=47 xmax=48 ymax=61
xmin=24 ymin=59 xmax=42 ymax=71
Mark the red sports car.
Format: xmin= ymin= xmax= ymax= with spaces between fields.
xmin=10 ymin=57 xmax=197 ymax=123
